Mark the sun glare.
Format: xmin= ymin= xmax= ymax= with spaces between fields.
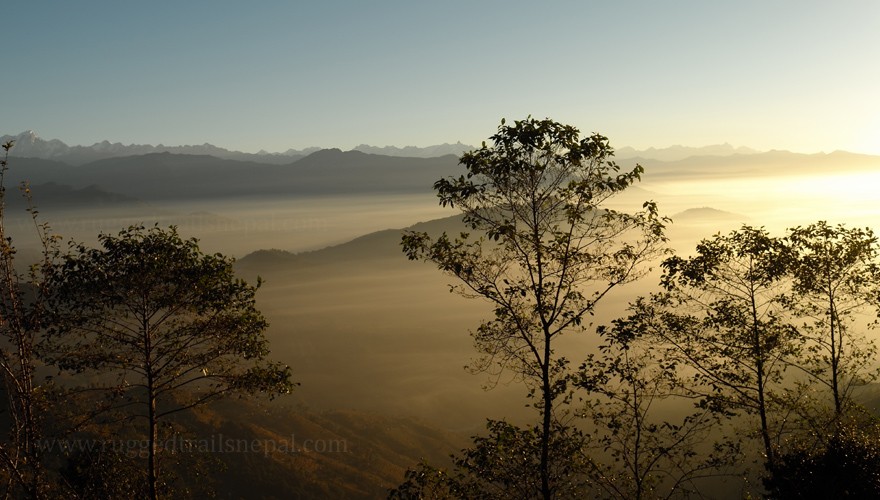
xmin=856 ymin=122 xmax=880 ymax=156
xmin=646 ymin=170 xmax=880 ymax=233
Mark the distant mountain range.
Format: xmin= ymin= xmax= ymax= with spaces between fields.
xmin=3 ymin=130 xmax=776 ymax=165
xmin=2 ymin=142 xmax=877 ymax=207
xmin=347 ymin=142 xmax=474 ymax=158
xmin=614 ymin=143 xmax=761 ymax=162
xmin=1 ymin=149 xmax=463 ymax=201
xmin=0 ymin=131 xmax=475 ymax=165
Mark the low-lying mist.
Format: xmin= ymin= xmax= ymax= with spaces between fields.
xmin=5 ymin=193 xmax=450 ymax=258
xmin=7 ymin=155 xmax=879 ymax=433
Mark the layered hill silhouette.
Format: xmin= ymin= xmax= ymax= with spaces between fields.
xmin=2 ymin=182 xmax=142 ymax=209
xmin=237 ymin=214 xmax=468 ymax=269
xmin=1 ymin=130 xmax=474 ymax=165
xmin=3 ymin=150 xmax=462 ymax=200
xmin=7 ymin=130 xmax=880 ymax=186
xmin=6 ymin=147 xmax=877 ymax=206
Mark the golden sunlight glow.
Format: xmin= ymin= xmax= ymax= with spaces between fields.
xmin=856 ymin=121 xmax=880 ymax=156
xmin=645 ymin=171 xmax=880 ymax=233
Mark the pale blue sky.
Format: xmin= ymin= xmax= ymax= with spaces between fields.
xmin=4 ymin=1 xmax=879 ymax=154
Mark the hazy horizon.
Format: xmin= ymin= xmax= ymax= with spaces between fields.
xmin=4 ymin=149 xmax=877 ymax=259
xmin=2 ymin=128 xmax=876 ymax=159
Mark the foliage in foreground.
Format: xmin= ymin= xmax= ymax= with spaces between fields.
xmin=0 ymin=139 xmax=60 ymax=498
xmin=389 ymin=420 xmax=591 ymax=499
xmin=765 ymin=411 xmax=880 ymax=498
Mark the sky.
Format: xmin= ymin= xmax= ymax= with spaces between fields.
xmin=4 ymin=1 xmax=879 ymax=155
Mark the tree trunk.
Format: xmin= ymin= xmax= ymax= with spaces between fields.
xmin=144 ymin=313 xmax=159 ymax=500
xmin=148 ymin=383 xmax=158 ymax=500
xmin=751 ymin=283 xmax=774 ymax=471
xmin=828 ymin=289 xmax=842 ymax=416
xmin=540 ymin=331 xmax=552 ymax=499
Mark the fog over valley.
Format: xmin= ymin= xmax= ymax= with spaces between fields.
xmin=7 ymin=2 xmax=880 ymax=496
xmin=5 ymin=140 xmax=878 ymax=424
xmin=3 ymin=133 xmax=880 ymax=498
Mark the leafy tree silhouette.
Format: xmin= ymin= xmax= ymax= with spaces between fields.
xmin=401 ymin=117 xmax=666 ymax=498
xmin=45 ymin=225 xmax=294 ymax=500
